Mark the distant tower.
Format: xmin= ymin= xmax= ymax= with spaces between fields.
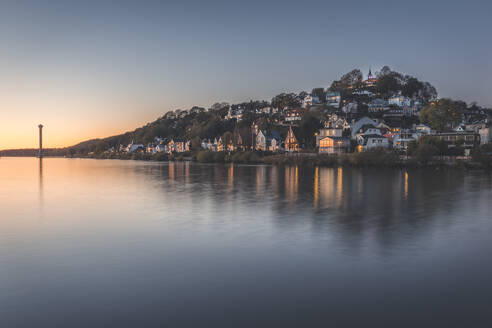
xmin=368 ymin=68 xmax=373 ymax=80
xmin=38 ymin=124 xmax=43 ymax=158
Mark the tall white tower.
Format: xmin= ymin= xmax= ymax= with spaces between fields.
xmin=38 ymin=124 xmax=43 ymax=158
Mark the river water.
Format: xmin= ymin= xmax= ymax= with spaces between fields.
xmin=1 ymin=157 xmax=492 ymax=327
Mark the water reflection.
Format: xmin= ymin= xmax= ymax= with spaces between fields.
xmin=2 ymin=158 xmax=492 ymax=327
xmin=130 ymin=162 xmax=492 ymax=252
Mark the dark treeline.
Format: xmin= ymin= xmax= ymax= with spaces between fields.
xmin=0 ymin=148 xmax=68 ymax=157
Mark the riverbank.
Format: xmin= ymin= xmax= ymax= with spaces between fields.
xmin=73 ymin=149 xmax=491 ymax=170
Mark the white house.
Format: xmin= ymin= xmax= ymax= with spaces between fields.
xmin=125 ymin=141 xmax=145 ymax=153
xmin=350 ymin=117 xmax=378 ymax=139
xmin=388 ymin=95 xmax=412 ymax=107
xmin=415 ymin=124 xmax=434 ymax=135
xmin=393 ymin=130 xmax=419 ymax=151
xmin=342 ymin=102 xmax=358 ymax=114
xmin=316 ymin=121 xmax=344 ymax=146
xmin=358 ymin=134 xmax=390 ymax=151
xmin=319 ymin=136 xmax=351 ymax=154
xmin=479 ymin=125 xmax=491 ymax=144
xmin=255 ymin=130 xmax=268 ymax=151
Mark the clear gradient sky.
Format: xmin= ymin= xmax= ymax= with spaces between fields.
xmin=1 ymin=0 xmax=491 ymax=149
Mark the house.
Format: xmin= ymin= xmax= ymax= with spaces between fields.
xmin=256 ymin=130 xmax=282 ymax=152
xmin=125 ymin=141 xmax=145 ymax=153
xmin=231 ymin=128 xmax=245 ymax=151
xmin=353 ymin=89 xmax=375 ymax=97
xmin=319 ymin=136 xmax=350 ymax=154
xmin=415 ymin=124 xmax=434 ymax=135
xmin=342 ymin=102 xmax=358 ymax=114
xmin=178 ymin=110 xmax=189 ymax=119
xmin=284 ymin=126 xmax=299 ymax=152
xmin=356 ymin=126 xmax=383 ymax=144
xmin=146 ymin=144 xmax=157 ymax=154
xmin=164 ymin=111 xmax=176 ymax=119
xmin=216 ymin=138 xmax=225 ymax=152
xmin=364 ymin=69 xmax=377 ymax=87
xmin=393 ymin=130 xmax=419 ymax=151
xmin=168 ymin=139 xmax=190 ymax=153
xmin=350 ymin=117 xmax=378 ymax=139
xmin=379 ymin=121 xmax=402 ymax=134
xmin=201 ymin=139 xmax=217 ymax=151
xmin=226 ymin=107 xmax=243 ymax=121
xmin=431 ymin=132 xmax=480 ymax=149
xmin=368 ymin=99 xmax=389 ymax=113
xmin=301 ymin=94 xmax=313 ymax=108
xmin=326 ymin=92 xmax=341 ymax=108
xmin=316 ymin=120 xmax=344 ymax=146
xmin=256 ymin=106 xmax=272 ymax=115
xmin=357 ymin=134 xmax=390 ymax=151
xmin=285 ymin=108 xmax=303 ymax=122
xmin=269 ymin=137 xmax=282 ymax=152
xmin=388 ymin=95 xmax=412 ymax=107
xmin=383 ymin=107 xmax=405 ymax=118
xmin=255 ymin=130 xmax=268 ymax=151
xmin=155 ymin=143 xmax=168 ymax=153
xmin=479 ymin=124 xmax=491 ymax=144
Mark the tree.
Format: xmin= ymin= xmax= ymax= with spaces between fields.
xmin=298 ymin=112 xmax=322 ymax=148
xmin=271 ymin=93 xmax=300 ymax=109
xmin=222 ymin=131 xmax=234 ymax=147
xmin=191 ymin=136 xmax=201 ymax=150
xmin=376 ymin=74 xmax=401 ymax=98
xmin=329 ymin=69 xmax=363 ymax=93
xmin=420 ymin=98 xmax=466 ymax=131
xmin=311 ymin=88 xmax=326 ymax=101
xmin=415 ymin=143 xmax=439 ymax=164
xmin=378 ymin=66 xmax=392 ymax=77
xmin=402 ymin=77 xmax=423 ymax=98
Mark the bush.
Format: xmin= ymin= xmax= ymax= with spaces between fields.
xmin=152 ymin=152 xmax=169 ymax=161
xmin=415 ymin=143 xmax=438 ymax=164
xmin=197 ymin=151 xmax=215 ymax=163
xmin=213 ymin=152 xmax=226 ymax=162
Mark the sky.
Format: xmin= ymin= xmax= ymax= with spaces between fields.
xmin=0 ymin=0 xmax=491 ymax=149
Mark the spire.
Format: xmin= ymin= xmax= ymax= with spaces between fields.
xmin=368 ymin=68 xmax=373 ymax=79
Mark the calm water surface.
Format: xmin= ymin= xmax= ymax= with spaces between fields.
xmin=1 ymin=157 xmax=492 ymax=327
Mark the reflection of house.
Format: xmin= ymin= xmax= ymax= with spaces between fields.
xmin=319 ymin=136 xmax=350 ymax=154
xmin=284 ymin=126 xmax=299 ymax=152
